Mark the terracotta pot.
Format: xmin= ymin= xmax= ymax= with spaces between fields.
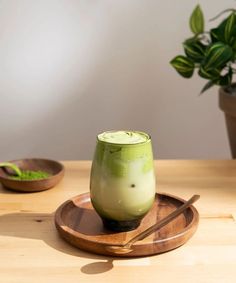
xmin=219 ymin=85 xmax=236 ymax=158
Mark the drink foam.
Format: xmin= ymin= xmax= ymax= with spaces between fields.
xmin=98 ymin=131 xmax=149 ymax=144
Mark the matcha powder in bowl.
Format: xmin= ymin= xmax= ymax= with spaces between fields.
xmin=11 ymin=170 xmax=51 ymax=180
xmin=0 ymin=159 xmax=64 ymax=192
xmin=0 ymin=162 xmax=51 ymax=180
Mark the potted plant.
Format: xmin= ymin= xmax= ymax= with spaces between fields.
xmin=170 ymin=5 xmax=236 ymax=158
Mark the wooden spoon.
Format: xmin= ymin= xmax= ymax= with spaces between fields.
xmin=0 ymin=162 xmax=22 ymax=177
xmin=106 ymin=194 xmax=200 ymax=254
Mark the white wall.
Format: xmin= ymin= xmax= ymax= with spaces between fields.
xmin=0 ymin=0 xmax=233 ymax=161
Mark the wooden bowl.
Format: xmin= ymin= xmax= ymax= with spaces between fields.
xmin=0 ymin=158 xmax=64 ymax=192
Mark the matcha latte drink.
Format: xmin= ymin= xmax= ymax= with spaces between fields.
xmin=90 ymin=131 xmax=156 ymax=231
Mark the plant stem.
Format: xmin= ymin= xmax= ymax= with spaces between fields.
xmin=209 ymin=9 xmax=236 ymax=21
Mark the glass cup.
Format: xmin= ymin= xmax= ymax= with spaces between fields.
xmin=90 ymin=130 xmax=156 ymax=231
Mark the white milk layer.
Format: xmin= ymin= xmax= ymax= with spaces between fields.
xmin=90 ymin=159 xmax=156 ymax=221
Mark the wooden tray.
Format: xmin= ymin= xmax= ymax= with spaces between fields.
xmin=55 ymin=192 xmax=199 ymax=257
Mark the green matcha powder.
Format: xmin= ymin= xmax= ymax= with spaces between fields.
xmin=0 ymin=162 xmax=51 ymax=180
xmin=11 ymin=170 xmax=51 ymax=180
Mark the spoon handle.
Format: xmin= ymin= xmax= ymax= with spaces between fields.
xmin=0 ymin=162 xmax=22 ymax=177
xmin=126 ymin=194 xmax=200 ymax=248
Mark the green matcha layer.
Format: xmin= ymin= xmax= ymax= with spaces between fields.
xmin=94 ymin=131 xmax=153 ymax=177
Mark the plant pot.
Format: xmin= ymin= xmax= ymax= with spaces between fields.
xmin=219 ymin=85 xmax=236 ymax=158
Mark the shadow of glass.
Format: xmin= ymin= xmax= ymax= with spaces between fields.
xmin=80 ymin=259 xmax=114 ymax=274
xmin=0 ymin=211 xmax=116 ymax=274
xmin=0 ymin=190 xmax=152 ymax=274
xmin=0 ymin=210 xmax=164 ymax=275
xmin=0 ymin=212 xmax=85 ymax=256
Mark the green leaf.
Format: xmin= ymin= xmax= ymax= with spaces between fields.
xmin=170 ymin=55 xmax=194 ymax=78
xmin=232 ymin=38 xmax=236 ymax=51
xmin=183 ymin=39 xmax=206 ymax=63
xmin=224 ymin=13 xmax=236 ymax=44
xmin=189 ymin=5 xmax=204 ymax=34
xmin=198 ymin=66 xmax=220 ymax=80
xmin=210 ymin=13 xmax=236 ymax=45
xmin=203 ymin=42 xmax=233 ymax=71
xmin=200 ymin=81 xmax=215 ymax=94
xmin=210 ymin=27 xmax=225 ymax=43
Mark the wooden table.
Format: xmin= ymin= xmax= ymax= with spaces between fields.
xmin=1 ymin=160 xmax=236 ymax=283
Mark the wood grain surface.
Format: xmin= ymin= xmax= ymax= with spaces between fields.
xmin=1 ymin=160 xmax=236 ymax=283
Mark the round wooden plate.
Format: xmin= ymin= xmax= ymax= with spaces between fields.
xmin=55 ymin=192 xmax=199 ymax=257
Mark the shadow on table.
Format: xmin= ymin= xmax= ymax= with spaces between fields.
xmin=0 ymin=212 xmax=115 ymax=274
